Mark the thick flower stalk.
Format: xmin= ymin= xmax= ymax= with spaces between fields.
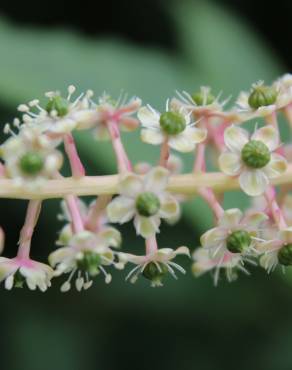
xmin=1 ymin=75 xmax=292 ymax=292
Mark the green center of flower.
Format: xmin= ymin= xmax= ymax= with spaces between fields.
xmin=159 ymin=111 xmax=186 ymax=135
xmin=19 ymin=152 xmax=45 ymax=175
xmin=142 ymin=262 xmax=168 ymax=282
xmin=226 ymin=230 xmax=252 ymax=254
xmin=278 ymin=244 xmax=292 ymax=266
xmin=191 ymin=91 xmax=215 ymax=106
xmin=77 ymin=250 xmax=102 ymax=276
xmin=248 ymin=85 xmax=278 ymax=109
xmin=241 ymin=140 xmax=271 ymax=169
xmin=136 ymin=192 xmax=161 ymax=217
xmin=46 ymin=96 xmax=69 ymax=117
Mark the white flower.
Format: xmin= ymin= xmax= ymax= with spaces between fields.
xmin=192 ymin=248 xmax=242 ymax=285
xmin=200 ymin=208 xmax=267 ymax=259
xmin=0 ymin=256 xmax=53 ymax=291
xmin=17 ymin=86 xmax=98 ymax=135
xmin=106 ymin=167 xmax=180 ymax=238
xmin=219 ymin=125 xmax=287 ymax=196
xmin=235 ymin=80 xmax=292 ymax=121
xmin=171 ymin=87 xmax=234 ymax=121
xmin=138 ymin=100 xmax=207 ymax=153
xmin=49 ymin=230 xmax=121 ymax=292
xmin=92 ymin=93 xmax=141 ymax=141
xmin=258 ymin=227 xmax=292 ymax=272
xmin=119 ymin=246 xmax=190 ymax=287
xmin=1 ymin=125 xmax=63 ymax=189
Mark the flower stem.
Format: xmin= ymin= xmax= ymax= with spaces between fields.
xmin=145 ymin=236 xmax=158 ymax=255
xmin=64 ymin=133 xmax=85 ymax=178
xmin=84 ymin=195 xmax=112 ymax=232
xmin=264 ymin=186 xmax=287 ymax=230
xmin=159 ymin=139 xmax=169 ymax=168
xmin=17 ymin=200 xmax=42 ymax=259
xmin=107 ymin=120 xmax=132 ymax=173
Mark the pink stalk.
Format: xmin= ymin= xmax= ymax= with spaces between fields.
xmin=17 ymin=200 xmax=42 ymax=260
xmin=194 ymin=143 xmax=206 ymax=172
xmin=107 ymin=120 xmax=132 ymax=173
xmin=264 ymin=186 xmax=287 ymax=230
xmin=84 ymin=195 xmax=112 ymax=232
xmin=65 ymin=195 xmax=84 ymax=233
xmin=64 ymin=133 xmax=85 ymax=178
xmin=159 ymin=139 xmax=169 ymax=167
xmin=145 ymin=235 xmax=158 ymax=255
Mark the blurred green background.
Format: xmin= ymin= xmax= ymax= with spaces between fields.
xmin=0 ymin=0 xmax=292 ymax=369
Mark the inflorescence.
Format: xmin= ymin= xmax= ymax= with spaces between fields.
xmin=1 ymin=76 xmax=292 ymax=291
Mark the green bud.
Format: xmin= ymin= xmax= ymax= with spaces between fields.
xmin=159 ymin=111 xmax=186 ymax=136
xmin=77 ymin=251 xmax=102 ymax=276
xmin=19 ymin=152 xmax=44 ymax=175
xmin=46 ymin=96 xmax=69 ymax=117
xmin=241 ymin=140 xmax=271 ymax=169
xmin=136 ymin=192 xmax=160 ymax=217
xmin=278 ymin=244 xmax=292 ymax=266
xmin=142 ymin=262 xmax=168 ymax=282
xmin=226 ymin=230 xmax=252 ymax=253
xmin=192 ymin=91 xmax=215 ymax=106
xmin=248 ymin=85 xmax=277 ymax=109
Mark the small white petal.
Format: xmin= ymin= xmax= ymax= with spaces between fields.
xmin=138 ymin=106 xmax=160 ymax=128
xmin=119 ymin=173 xmax=144 ymax=197
xmin=106 ymin=196 xmax=135 ymax=223
xmin=219 ymin=208 xmax=243 ymax=228
xmin=279 ymin=227 xmax=292 ymax=244
xmin=168 ymin=134 xmax=195 ymax=153
xmin=4 ymin=275 xmax=14 ymax=290
xmin=219 ymin=152 xmax=242 ymax=176
xmin=159 ymin=194 xmax=180 ymax=219
xmin=134 ymin=215 xmax=160 ymax=238
xmin=200 ymin=227 xmax=227 ymax=248
xmin=263 ymin=153 xmax=287 ymax=179
xmin=141 ymin=128 xmax=164 ymax=145
xmin=144 ymin=166 xmax=169 ymax=193
xmin=251 ymin=126 xmax=279 ymax=151
xmin=224 ymin=125 xmax=249 ymax=153
xmin=184 ymin=126 xmax=207 ymax=143
xmin=239 ymin=169 xmax=269 ymax=196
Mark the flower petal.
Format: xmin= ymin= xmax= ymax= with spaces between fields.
xmin=106 ymin=196 xmax=135 ymax=223
xmin=184 ymin=126 xmax=207 ymax=144
xmin=242 ymin=211 xmax=268 ymax=228
xmin=48 ymin=247 xmax=75 ymax=267
xmin=134 ymin=215 xmax=161 ymax=238
xmin=159 ymin=194 xmax=180 ymax=220
xmin=224 ymin=125 xmax=249 ymax=153
xmin=239 ymin=169 xmax=269 ymax=196
xmin=251 ymin=125 xmax=279 ymax=151
xmin=98 ymin=227 xmax=121 ymax=248
xmin=119 ymin=173 xmax=144 ymax=197
xmin=168 ymin=134 xmax=195 ymax=153
xmin=138 ymin=106 xmax=160 ymax=128
xmin=144 ymin=166 xmax=169 ymax=193
xmin=141 ymin=128 xmax=164 ymax=145
xmin=219 ymin=151 xmax=242 ymax=176
xmin=200 ymin=227 xmax=227 ymax=248
xmin=263 ymin=153 xmax=287 ymax=179
xmin=219 ymin=208 xmax=243 ymax=228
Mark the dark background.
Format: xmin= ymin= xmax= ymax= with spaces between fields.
xmin=0 ymin=1 xmax=291 ymax=370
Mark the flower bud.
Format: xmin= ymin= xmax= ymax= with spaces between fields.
xmin=136 ymin=192 xmax=160 ymax=217
xmin=142 ymin=262 xmax=168 ymax=282
xmin=46 ymin=96 xmax=69 ymax=117
xmin=248 ymin=85 xmax=277 ymax=109
xmin=192 ymin=91 xmax=215 ymax=106
xmin=278 ymin=244 xmax=292 ymax=266
xmin=19 ymin=152 xmax=44 ymax=175
xmin=241 ymin=140 xmax=271 ymax=169
xmin=77 ymin=251 xmax=102 ymax=276
xmin=159 ymin=111 xmax=186 ymax=135
xmin=226 ymin=230 xmax=251 ymax=253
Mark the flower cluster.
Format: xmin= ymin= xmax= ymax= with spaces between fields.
xmin=0 ymin=74 xmax=292 ymax=292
